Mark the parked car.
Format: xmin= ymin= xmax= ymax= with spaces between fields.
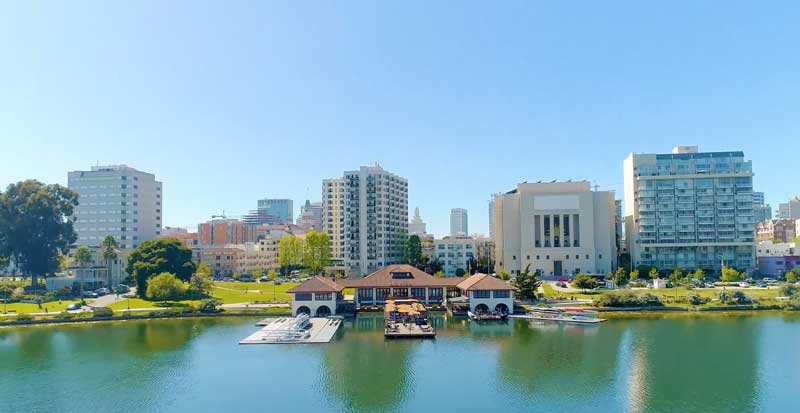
xmin=258 ymin=277 xmax=269 ymax=283
xmin=121 ymin=292 xmax=135 ymax=298
xmin=222 ymin=277 xmax=234 ymax=282
xmin=81 ymin=291 xmax=98 ymax=298
xmin=66 ymin=303 xmax=82 ymax=311
xmin=96 ymin=288 xmax=110 ymax=296
xmin=762 ymin=278 xmax=777 ymax=284
xmin=114 ymin=284 xmax=130 ymax=293
xmin=738 ymin=282 xmax=749 ymax=288
xmin=555 ymin=281 xmax=567 ymax=288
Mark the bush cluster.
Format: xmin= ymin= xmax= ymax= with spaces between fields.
xmin=198 ymin=299 xmax=221 ymax=313
xmin=718 ymin=290 xmax=752 ymax=305
xmin=686 ymin=293 xmax=711 ymax=306
xmin=593 ymin=292 xmax=663 ymax=308
xmin=92 ymin=307 xmax=114 ymax=318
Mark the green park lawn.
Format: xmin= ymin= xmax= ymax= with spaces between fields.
xmin=541 ymin=282 xmax=781 ymax=307
xmin=210 ymin=281 xmax=298 ymax=303
xmin=2 ymin=299 xmax=87 ymax=314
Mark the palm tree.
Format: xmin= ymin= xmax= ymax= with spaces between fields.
xmin=73 ymin=246 xmax=93 ymax=298
xmin=101 ymin=236 xmax=119 ymax=288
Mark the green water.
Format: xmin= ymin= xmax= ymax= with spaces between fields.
xmin=1 ymin=315 xmax=799 ymax=413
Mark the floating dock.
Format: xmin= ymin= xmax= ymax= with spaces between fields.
xmin=240 ymin=315 xmax=342 ymax=344
xmin=385 ymin=322 xmax=436 ymax=338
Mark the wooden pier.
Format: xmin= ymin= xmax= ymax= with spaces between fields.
xmin=385 ymin=322 xmax=436 ymax=338
xmin=240 ymin=316 xmax=342 ymax=344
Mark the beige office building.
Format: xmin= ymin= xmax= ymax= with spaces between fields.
xmin=492 ymin=181 xmax=617 ymax=277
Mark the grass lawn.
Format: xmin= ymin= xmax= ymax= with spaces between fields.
xmin=541 ymin=282 xmax=781 ymax=307
xmin=210 ymin=281 xmax=299 ymax=304
xmin=107 ymin=298 xmax=201 ymax=311
xmin=2 ymin=299 xmax=87 ymax=314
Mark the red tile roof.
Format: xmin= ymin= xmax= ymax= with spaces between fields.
xmin=287 ymin=276 xmax=344 ymax=293
xmin=457 ymin=274 xmax=516 ymax=291
xmin=337 ymin=264 xmax=462 ymax=288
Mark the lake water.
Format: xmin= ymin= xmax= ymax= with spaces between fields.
xmin=1 ymin=314 xmax=799 ymax=413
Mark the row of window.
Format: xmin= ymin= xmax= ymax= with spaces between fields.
xmin=472 ymin=290 xmax=510 ymax=299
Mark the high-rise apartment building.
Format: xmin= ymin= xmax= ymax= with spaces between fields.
xmin=198 ymin=219 xmax=247 ymax=246
xmin=68 ymin=165 xmax=162 ymax=250
xmin=322 ymin=178 xmax=345 ymax=263
xmin=492 ymin=181 xmax=617 ymax=277
xmin=409 ymin=207 xmax=427 ymax=236
xmin=623 ymin=146 xmax=755 ymax=272
xmin=334 ymin=165 xmax=408 ymax=276
xmin=450 ymin=208 xmax=468 ymax=236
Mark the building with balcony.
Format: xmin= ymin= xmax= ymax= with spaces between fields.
xmin=433 ymin=235 xmax=476 ymax=276
xmin=68 ymin=164 xmax=162 ymax=251
xmin=296 ymin=200 xmax=323 ymax=231
xmin=492 ymin=181 xmax=617 ymax=278
xmin=198 ymin=219 xmax=247 ymax=246
xmin=623 ymin=146 xmax=756 ymax=273
xmin=328 ymin=165 xmax=408 ymax=276
xmin=322 ymin=178 xmax=346 ymax=268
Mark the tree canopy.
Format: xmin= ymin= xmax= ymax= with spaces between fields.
xmin=146 ymin=272 xmax=188 ymax=301
xmin=73 ymin=246 xmax=93 ymax=268
xmin=720 ymin=266 xmax=745 ymax=282
xmin=303 ymin=230 xmax=331 ymax=274
xmin=125 ymin=238 xmax=196 ymax=298
xmin=612 ymin=267 xmax=629 ymax=288
xmin=512 ymin=264 xmax=540 ymax=300
xmin=0 ymin=180 xmax=78 ymax=286
xmin=404 ymin=235 xmax=423 ymax=267
xmin=785 ymin=268 xmax=798 ymax=284
xmin=572 ymin=273 xmax=598 ymax=290
xmin=278 ymin=234 xmax=303 ymax=274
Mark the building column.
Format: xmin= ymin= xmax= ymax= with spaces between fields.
xmin=549 ymin=214 xmax=555 ymax=247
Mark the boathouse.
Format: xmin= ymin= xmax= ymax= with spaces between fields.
xmin=287 ymin=276 xmax=344 ymax=317
xmin=455 ymin=274 xmax=516 ymax=314
xmin=337 ymin=265 xmax=463 ymax=306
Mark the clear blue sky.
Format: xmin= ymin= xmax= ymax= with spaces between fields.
xmin=2 ymin=1 xmax=799 ymax=236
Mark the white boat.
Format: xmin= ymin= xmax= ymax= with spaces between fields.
xmin=468 ymin=310 xmax=508 ymax=321
xmin=511 ymin=307 xmax=606 ymax=324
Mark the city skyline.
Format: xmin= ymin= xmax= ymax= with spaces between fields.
xmin=2 ymin=2 xmax=800 ymax=236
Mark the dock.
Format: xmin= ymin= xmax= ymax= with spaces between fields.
xmin=385 ymin=322 xmax=436 ymax=338
xmin=240 ymin=315 xmax=342 ymax=344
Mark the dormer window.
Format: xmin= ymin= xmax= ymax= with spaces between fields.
xmin=390 ymin=271 xmax=412 ymax=279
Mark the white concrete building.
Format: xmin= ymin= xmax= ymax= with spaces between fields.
xmin=450 ymin=208 xmax=468 ymax=236
xmin=456 ymin=274 xmax=515 ymax=314
xmin=236 ymin=239 xmax=279 ymax=276
xmin=755 ymin=241 xmax=797 ymax=257
xmin=492 ymin=181 xmax=617 ymax=277
xmin=433 ymin=235 xmax=476 ymax=276
xmin=337 ymin=165 xmax=408 ymax=276
xmin=623 ymin=146 xmax=755 ymax=272
xmin=322 ymin=178 xmax=345 ymax=264
xmin=409 ymin=207 xmax=427 ymax=236
xmin=778 ymin=197 xmax=800 ymax=219
xmin=68 ymin=165 xmax=162 ymax=251
xmin=287 ymin=276 xmax=343 ymax=317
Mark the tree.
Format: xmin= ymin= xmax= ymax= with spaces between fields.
xmin=466 ymin=257 xmax=478 ymax=275
xmin=426 ymin=257 xmax=443 ymax=274
xmin=630 ymin=269 xmax=640 ymax=282
xmin=404 ymin=235 xmax=423 ymax=267
xmin=145 ymin=272 xmax=188 ymax=301
xmin=189 ymin=271 xmax=212 ymax=296
xmin=512 ymin=264 xmax=540 ymax=300
xmin=100 ymin=235 xmax=119 ymax=287
xmin=278 ymin=234 xmax=303 ymax=275
xmin=498 ymin=268 xmax=510 ymax=281
xmin=196 ymin=262 xmax=212 ymax=279
xmin=433 ymin=270 xmax=444 ymax=278
xmin=720 ymin=266 xmax=744 ymax=283
xmin=692 ymin=269 xmax=704 ymax=283
xmin=572 ymin=273 xmax=598 ymax=291
xmin=125 ymin=238 xmax=196 ymax=298
xmin=613 ymin=267 xmax=629 ymax=288
xmin=73 ymin=246 xmax=93 ymax=297
xmin=455 ymin=268 xmax=466 ymax=277
xmin=668 ymin=267 xmax=685 ymax=286
xmin=648 ymin=267 xmax=659 ymax=280
xmin=303 ymin=230 xmax=331 ymax=274
xmin=0 ymin=180 xmax=78 ymax=287
xmin=785 ymin=268 xmax=799 ymax=284
xmin=268 ymin=269 xmax=278 ymax=281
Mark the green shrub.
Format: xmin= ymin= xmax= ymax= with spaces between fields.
xmin=593 ymin=292 xmax=663 ymax=307
xmin=198 ymin=299 xmax=220 ymax=313
xmin=719 ymin=290 xmax=752 ymax=305
xmin=15 ymin=313 xmax=33 ymax=322
xmin=55 ymin=311 xmax=75 ymax=320
xmin=92 ymin=307 xmax=114 ymax=318
xmin=687 ymin=293 xmax=710 ymax=306
xmin=782 ymin=296 xmax=800 ymax=310
xmin=778 ymin=283 xmax=798 ymax=298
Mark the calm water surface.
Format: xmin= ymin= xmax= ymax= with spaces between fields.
xmin=1 ymin=315 xmax=800 ymax=413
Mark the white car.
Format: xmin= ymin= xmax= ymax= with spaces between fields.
xmin=738 ymin=282 xmax=749 ymax=288
xmin=121 ymin=292 xmax=135 ymax=298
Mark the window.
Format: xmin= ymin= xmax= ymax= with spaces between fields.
xmin=493 ymin=290 xmax=510 ymax=298
xmin=586 ymin=254 xmax=589 ymax=259
xmin=599 ymin=254 xmax=603 ymax=259
xmin=358 ymin=289 xmax=373 ymax=301
xmin=527 ymin=255 xmax=530 ymax=260
xmin=376 ymin=288 xmax=390 ymax=300
xmin=295 ymin=293 xmax=312 ymax=301
xmin=315 ymin=293 xmax=332 ymax=301
xmin=473 ymin=290 xmax=491 ymax=299
xmin=428 ymin=288 xmax=443 ymax=298
xmin=411 ymin=288 xmax=425 ymax=299
xmin=393 ymin=288 xmax=409 ymax=297
xmin=536 ymin=255 xmax=540 ymax=260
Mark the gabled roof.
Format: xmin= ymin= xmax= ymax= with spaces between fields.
xmin=457 ymin=273 xmax=516 ymax=291
xmin=337 ymin=264 xmax=462 ymax=288
xmin=287 ymin=276 xmax=344 ymax=293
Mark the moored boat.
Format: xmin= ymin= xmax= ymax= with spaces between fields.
xmin=468 ymin=310 xmax=508 ymax=321
xmin=511 ymin=307 xmax=606 ymax=324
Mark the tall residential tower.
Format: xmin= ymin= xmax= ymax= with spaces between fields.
xmin=623 ymin=146 xmax=755 ymax=272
